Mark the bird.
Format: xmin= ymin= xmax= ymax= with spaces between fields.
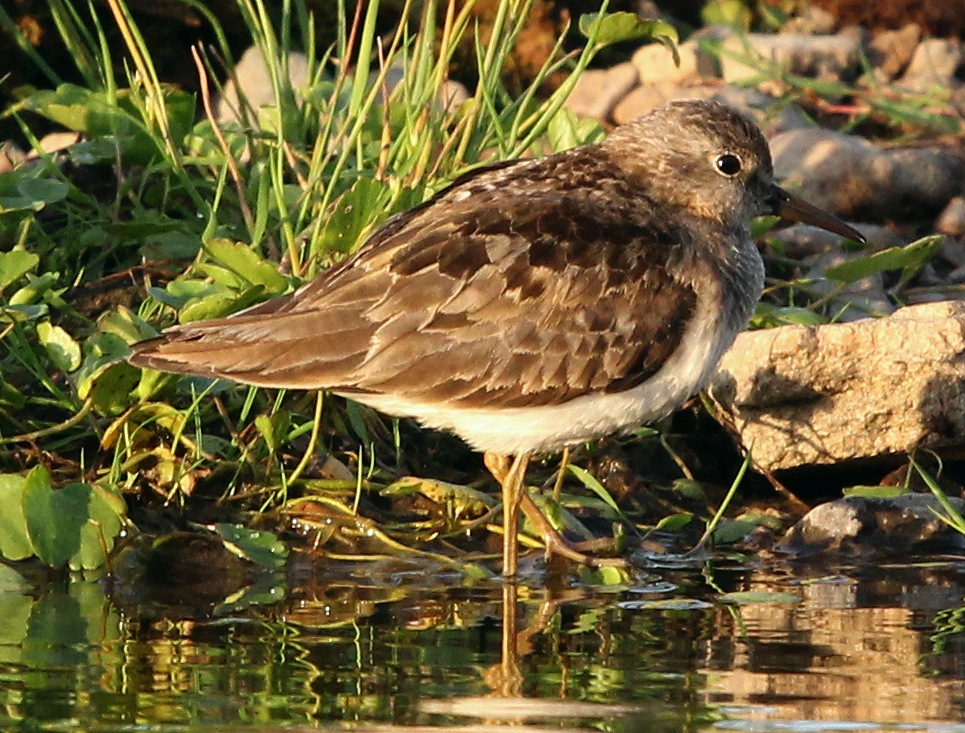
xmin=129 ymin=99 xmax=865 ymax=578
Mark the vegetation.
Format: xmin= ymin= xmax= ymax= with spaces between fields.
xmin=0 ymin=0 xmax=683 ymax=575
xmin=0 ymin=0 xmax=958 ymax=581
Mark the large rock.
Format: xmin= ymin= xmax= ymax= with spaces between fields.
xmin=564 ymin=62 xmax=639 ymax=121
xmin=770 ymin=127 xmax=963 ymax=220
xmin=866 ymin=23 xmax=922 ymax=79
xmin=720 ymin=33 xmax=862 ymax=88
xmin=896 ymin=38 xmax=964 ymax=93
xmin=711 ymin=301 xmax=965 ymax=471
xmin=777 ymin=494 xmax=965 ymax=557
xmin=611 ymin=81 xmax=717 ymax=124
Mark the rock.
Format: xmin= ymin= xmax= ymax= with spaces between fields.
xmin=782 ymin=5 xmax=837 ymax=35
xmin=633 ymin=41 xmax=697 ymax=85
xmin=769 ymin=223 xmax=901 ymax=260
xmin=936 ymin=233 xmax=965 ymax=267
xmin=802 ymin=249 xmax=895 ymax=322
xmin=867 ymin=23 xmax=922 ymax=79
xmin=936 ymin=196 xmax=965 ymax=236
xmin=896 ymin=37 xmax=964 ymax=93
xmin=771 ymin=128 xmax=878 ymax=216
xmin=771 ymin=127 xmax=962 ymax=220
xmin=439 ymin=79 xmax=470 ymax=111
xmin=720 ymin=33 xmax=862 ymax=89
xmin=711 ymin=85 xmax=811 ymax=135
xmin=777 ymin=494 xmax=965 ymax=557
xmin=611 ymin=81 xmax=717 ymax=124
xmin=0 ymin=141 xmax=24 ymax=173
xmin=217 ymin=46 xmax=311 ymax=124
xmin=632 ymin=37 xmax=719 ymax=84
xmin=711 ymin=301 xmax=965 ymax=471
xmin=565 ymin=62 xmax=639 ymax=121
xmin=946 ymin=263 xmax=965 ymax=284
xmin=612 ymin=83 xmax=809 ymax=134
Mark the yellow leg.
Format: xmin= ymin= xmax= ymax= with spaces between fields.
xmin=490 ymin=452 xmax=531 ymax=578
xmin=484 ymin=452 xmax=628 ymax=574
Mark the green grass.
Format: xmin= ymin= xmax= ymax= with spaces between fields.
xmin=1 ymin=0 xmax=960 ymax=576
xmin=0 ymin=0 xmax=683 ymax=573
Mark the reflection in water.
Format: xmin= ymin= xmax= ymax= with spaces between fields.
xmin=0 ymin=559 xmax=965 ymax=731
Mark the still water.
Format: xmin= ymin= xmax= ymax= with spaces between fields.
xmin=2 ymin=555 xmax=965 ymax=732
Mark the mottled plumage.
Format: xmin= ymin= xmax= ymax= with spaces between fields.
xmin=130 ymin=100 xmax=864 ymax=576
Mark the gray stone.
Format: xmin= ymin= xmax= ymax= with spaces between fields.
xmin=896 ymin=37 xmax=964 ymax=93
xmin=802 ymin=249 xmax=895 ymax=322
xmin=633 ymin=38 xmax=718 ymax=85
xmin=782 ymin=5 xmax=837 ymax=35
xmin=565 ymin=62 xmax=639 ymax=121
xmin=936 ymin=197 xmax=965 ymax=236
xmin=938 ymin=233 xmax=965 ymax=268
xmin=769 ymin=223 xmax=901 ymax=260
xmin=867 ymin=23 xmax=922 ymax=79
xmin=611 ymin=81 xmax=717 ymax=124
xmin=0 ymin=141 xmax=25 ymax=174
xmin=946 ymin=263 xmax=965 ymax=284
xmin=217 ymin=46 xmax=311 ymax=124
xmin=712 ymin=301 xmax=965 ymax=471
xmin=771 ymin=127 xmax=961 ymax=219
xmin=777 ymin=494 xmax=965 ymax=557
xmin=711 ymin=85 xmax=811 ymax=135
xmin=720 ymin=33 xmax=862 ymax=89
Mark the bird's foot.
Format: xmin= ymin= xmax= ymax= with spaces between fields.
xmin=518 ymin=491 xmax=628 ymax=569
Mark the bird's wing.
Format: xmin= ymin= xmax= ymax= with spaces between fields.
xmin=131 ymin=153 xmax=701 ymax=407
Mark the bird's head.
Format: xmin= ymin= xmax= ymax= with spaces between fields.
xmin=604 ymin=99 xmax=865 ymax=243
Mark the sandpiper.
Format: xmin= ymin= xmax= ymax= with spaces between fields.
xmin=129 ymin=99 xmax=865 ymax=578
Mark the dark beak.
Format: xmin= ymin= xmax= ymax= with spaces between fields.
xmin=769 ymin=184 xmax=866 ymax=243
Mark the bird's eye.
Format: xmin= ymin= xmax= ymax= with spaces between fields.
xmin=714 ymin=153 xmax=743 ymax=177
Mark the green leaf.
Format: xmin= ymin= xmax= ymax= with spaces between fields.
xmin=913 ymin=457 xmax=965 ymax=535
xmin=567 ymin=464 xmax=626 ymax=519
xmin=37 ymin=321 xmax=82 ymax=372
xmin=87 ymin=362 xmax=141 ymax=415
xmin=8 ymin=272 xmax=59 ymax=306
xmin=382 ymin=476 xmax=496 ymax=515
xmin=577 ymin=564 xmax=631 ymax=587
xmin=579 ymin=12 xmax=679 ymax=51
xmin=0 ymin=579 xmax=33 ymax=647
xmin=701 ymin=0 xmax=753 ymax=29
xmin=18 ymin=177 xmax=69 ymax=205
xmin=752 ymin=304 xmax=827 ymax=328
xmin=214 ymin=524 xmax=289 ymax=569
xmin=214 ymin=571 xmax=287 ymax=615
xmin=314 ymin=178 xmax=395 ymax=255
xmin=709 ymin=517 xmax=758 ymax=545
xmin=546 ymin=108 xmax=605 ymax=152
xmin=75 ymin=331 xmax=133 ymax=400
xmin=842 ymin=485 xmax=906 ymax=498
xmin=0 ymin=474 xmax=33 ymax=561
xmin=21 ymin=468 xmax=124 ymax=570
xmin=0 ymin=563 xmax=30 ymax=593
xmin=22 ymin=470 xmax=88 ymax=568
xmin=0 ymin=250 xmax=39 ymax=290
xmin=178 ymin=285 xmax=268 ymax=323
xmin=718 ymin=591 xmax=801 ymax=605
xmin=203 ymin=238 xmax=288 ymax=293
xmin=254 ymin=411 xmax=291 ymax=454
xmin=655 ymin=512 xmax=694 ymax=532
xmin=71 ymin=484 xmax=124 ymax=571
xmin=824 ymin=236 xmax=942 ymax=284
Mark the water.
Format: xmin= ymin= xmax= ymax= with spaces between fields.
xmin=2 ymin=556 xmax=965 ymax=732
